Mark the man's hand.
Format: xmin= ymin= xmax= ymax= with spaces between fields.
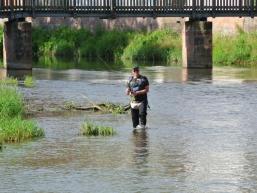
xmin=126 ymin=88 xmax=131 ymax=95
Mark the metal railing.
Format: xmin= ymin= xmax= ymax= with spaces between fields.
xmin=1 ymin=0 xmax=257 ymax=19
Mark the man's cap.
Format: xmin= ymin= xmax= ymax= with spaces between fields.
xmin=133 ymin=66 xmax=139 ymax=71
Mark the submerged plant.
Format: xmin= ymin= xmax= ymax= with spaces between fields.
xmin=81 ymin=122 xmax=116 ymax=136
xmin=24 ymin=76 xmax=36 ymax=88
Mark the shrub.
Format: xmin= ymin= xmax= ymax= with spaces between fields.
xmin=122 ymin=29 xmax=181 ymax=64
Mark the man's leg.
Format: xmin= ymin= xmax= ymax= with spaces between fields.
xmin=139 ymin=102 xmax=147 ymax=126
xmin=131 ymin=108 xmax=139 ymax=128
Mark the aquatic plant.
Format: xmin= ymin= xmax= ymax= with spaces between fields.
xmin=0 ymin=77 xmax=18 ymax=86
xmin=0 ymin=85 xmax=23 ymax=118
xmin=100 ymin=103 xmax=128 ymax=114
xmin=81 ymin=122 xmax=116 ymax=136
xmin=0 ymin=85 xmax=44 ymax=145
xmin=0 ymin=117 xmax=44 ymax=143
xmin=24 ymin=76 xmax=35 ymax=88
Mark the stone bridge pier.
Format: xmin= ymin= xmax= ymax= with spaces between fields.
xmin=3 ymin=19 xmax=32 ymax=70
xmin=182 ymin=19 xmax=212 ymax=69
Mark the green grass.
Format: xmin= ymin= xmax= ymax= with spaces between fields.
xmin=24 ymin=76 xmax=35 ymax=88
xmin=122 ymin=29 xmax=182 ymax=64
xmin=31 ymin=26 xmax=180 ymax=65
xmin=0 ymin=77 xmax=18 ymax=86
xmin=213 ymin=31 xmax=257 ymax=67
xmin=3 ymin=24 xmax=257 ymax=67
xmin=0 ymin=85 xmax=23 ymax=118
xmin=81 ymin=122 xmax=116 ymax=136
xmin=0 ymin=116 xmax=44 ymax=143
xmin=0 ymin=85 xmax=44 ymax=145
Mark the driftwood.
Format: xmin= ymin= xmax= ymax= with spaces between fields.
xmin=63 ymin=102 xmax=131 ymax=113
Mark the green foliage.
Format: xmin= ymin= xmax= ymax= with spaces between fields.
xmin=24 ymin=76 xmax=35 ymax=88
xmin=0 ymin=116 xmax=44 ymax=143
xmin=32 ymin=26 xmax=180 ymax=64
xmin=81 ymin=122 xmax=116 ymax=136
xmin=0 ymin=85 xmax=44 ymax=145
xmin=122 ymin=29 xmax=181 ymax=64
xmin=0 ymin=76 xmax=18 ymax=86
xmin=0 ymin=85 xmax=23 ymax=118
xmin=34 ymin=26 xmax=92 ymax=58
xmin=213 ymin=31 xmax=257 ymax=67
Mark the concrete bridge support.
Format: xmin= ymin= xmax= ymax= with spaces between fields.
xmin=182 ymin=20 xmax=212 ymax=69
xmin=3 ymin=19 xmax=32 ymax=70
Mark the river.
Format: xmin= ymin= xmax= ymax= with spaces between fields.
xmin=1 ymin=65 xmax=257 ymax=192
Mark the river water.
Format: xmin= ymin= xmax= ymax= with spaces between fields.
xmin=1 ymin=66 xmax=257 ymax=193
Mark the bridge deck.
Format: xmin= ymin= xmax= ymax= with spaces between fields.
xmin=1 ymin=0 xmax=257 ymax=19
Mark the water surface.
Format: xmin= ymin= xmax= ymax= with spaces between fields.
xmin=1 ymin=66 xmax=257 ymax=192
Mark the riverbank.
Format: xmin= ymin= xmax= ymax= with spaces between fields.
xmin=1 ymin=26 xmax=257 ymax=67
xmin=0 ymin=85 xmax=44 ymax=145
xmin=32 ymin=27 xmax=181 ymax=64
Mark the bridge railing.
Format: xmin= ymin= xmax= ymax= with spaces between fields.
xmin=1 ymin=0 xmax=257 ymax=18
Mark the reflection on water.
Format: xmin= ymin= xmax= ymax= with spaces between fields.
xmin=132 ymin=130 xmax=149 ymax=168
xmin=1 ymin=64 xmax=257 ymax=192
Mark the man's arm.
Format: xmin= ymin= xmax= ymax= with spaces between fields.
xmin=133 ymin=85 xmax=149 ymax=96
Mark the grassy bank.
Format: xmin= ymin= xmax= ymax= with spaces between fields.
xmin=213 ymin=31 xmax=257 ymax=67
xmin=32 ymin=27 xmax=181 ymax=65
xmin=1 ymin=25 xmax=257 ymax=67
xmin=0 ymin=85 xmax=44 ymax=144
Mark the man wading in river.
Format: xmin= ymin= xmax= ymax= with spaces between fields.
xmin=126 ymin=66 xmax=149 ymax=129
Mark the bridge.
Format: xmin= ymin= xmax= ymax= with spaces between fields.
xmin=0 ymin=0 xmax=256 ymax=69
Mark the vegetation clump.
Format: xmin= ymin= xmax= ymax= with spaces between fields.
xmin=0 ymin=85 xmax=44 ymax=145
xmin=0 ymin=117 xmax=44 ymax=143
xmin=24 ymin=76 xmax=36 ymax=88
xmin=0 ymin=77 xmax=18 ymax=86
xmin=0 ymin=85 xmax=23 ymax=117
xmin=81 ymin=122 xmax=116 ymax=136
xmin=122 ymin=29 xmax=182 ymax=63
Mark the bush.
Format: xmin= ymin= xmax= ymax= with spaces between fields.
xmin=122 ymin=29 xmax=181 ymax=64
